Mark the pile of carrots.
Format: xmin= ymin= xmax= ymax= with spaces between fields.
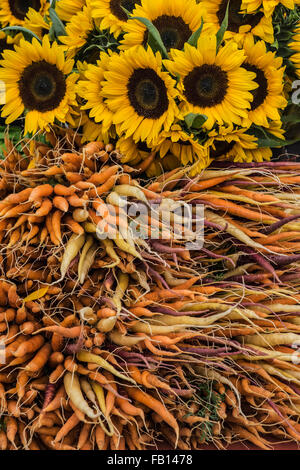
xmin=0 ymin=130 xmax=300 ymax=450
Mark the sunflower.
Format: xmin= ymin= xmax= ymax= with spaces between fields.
xmin=0 ymin=31 xmax=20 ymax=56
xmin=116 ymin=135 xmax=153 ymax=164
xmin=241 ymin=0 xmax=298 ymax=16
xmin=77 ymin=51 xmax=115 ymax=139
xmin=121 ymin=0 xmax=203 ymax=52
xmin=56 ymin=0 xmax=86 ymax=22
xmin=0 ymin=36 xmax=77 ymax=134
xmin=80 ymin=111 xmax=114 ymax=144
xmin=241 ymin=36 xmax=287 ymax=128
xmin=60 ymin=4 xmax=94 ymax=58
xmin=201 ymin=0 xmax=274 ymax=44
xmin=91 ymin=0 xmax=141 ymax=38
xmin=154 ymin=124 xmax=210 ymax=167
xmin=23 ymin=8 xmax=50 ymax=38
xmin=101 ymin=46 xmax=179 ymax=146
xmin=207 ymin=125 xmax=272 ymax=163
xmin=165 ymin=36 xmax=257 ymax=130
xmin=289 ymin=25 xmax=300 ymax=78
xmin=0 ymin=0 xmax=49 ymax=27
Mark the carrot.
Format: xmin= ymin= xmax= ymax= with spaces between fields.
xmin=54 ymin=184 xmax=76 ymax=197
xmin=29 ymin=184 xmax=53 ymax=202
xmin=14 ymin=335 xmax=44 ymax=357
xmin=54 ymin=412 xmax=80 ymax=443
xmin=25 ymin=343 xmax=52 ymax=373
xmin=45 ymin=213 xmax=60 ymax=246
xmin=53 ymin=196 xmax=69 ymax=212
xmin=68 ymin=194 xmax=86 ymax=208
xmin=87 ymin=166 xmax=119 ymax=185
xmin=95 ymin=425 xmax=106 ymax=450
xmin=35 ymin=198 xmax=52 ymax=217
xmin=126 ymin=388 xmax=179 ymax=443
xmin=3 ymin=187 xmax=32 ymax=205
xmin=190 ymin=175 xmax=235 ymax=191
xmin=230 ymin=425 xmax=271 ymax=450
xmin=35 ymin=325 xmax=84 ymax=338
xmin=88 ymin=175 xmax=118 ymax=198
xmin=6 ymin=417 xmax=17 ymax=448
xmin=40 ymin=435 xmax=75 ymax=451
xmin=77 ymin=423 xmax=91 ymax=449
xmin=16 ymin=370 xmax=29 ymax=399
xmin=3 ymin=202 xmax=32 ymax=219
xmin=201 ymin=195 xmax=277 ymax=223
xmin=64 ymin=215 xmax=84 ymax=235
xmin=0 ymin=430 xmax=7 ymax=450
xmin=43 ymin=385 xmax=66 ymax=413
xmin=64 ymin=372 xmax=100 ymax=419
xmin=61 ymin=233 xmax=85 ymax=279
xmin=116 ymin=396 xmax=145 ymax=422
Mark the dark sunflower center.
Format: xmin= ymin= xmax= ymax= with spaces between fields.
xmin=143 ymin=15 xmax=192 ymax=51
xmin=19 ymin=61 xmax=67 ymax=112
xmin=109 ymin=0 xmax=140 ymax=21
xmin=243 ymin=63 xmax=268 ymax=110
xmin=217 ymin=0 xmax=263 ymax=33
xmin=183 ymin=64 xmax=228 ymax=108
xmin=211 ymin=141 xmax=235 ymax=159
xmin=8 ymin=0 xmax=41 ymax=20
xmin=127 ymin=67 xmax=169 ymax=119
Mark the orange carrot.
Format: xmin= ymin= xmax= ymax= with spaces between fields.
xmin=29 ymin=184 xmax=53 ymax=202
xmin=64 ymin=216 xmax=84 ymax=235
xmin=126 ymin=388 xmax=179 ymax=442
xmin=25 ymin=343 xmax=52 ymax=373
xmin=14 ymin=335 xmax=45 ymax=357
xmin=53 ymin=196 xmax=69 ymax=212
xmin=52 ymin=210 xmax=63 ymax=243
xmin=35 ymin=325 xmax=84 ymax=338
xmin=54 ymin=184 xmax=76 ymax=197
xmin=35 ymin=198 xmax=52 ymax=217
xmin=54 ymin=413 xmax=80 ymax=443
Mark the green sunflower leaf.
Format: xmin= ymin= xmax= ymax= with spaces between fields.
xmin=185 ymin=113 xmax=208 ymax=130
xmin=49 ymin=7 xmax=67 ymax=39
xmin=1 ymin=26 xmax=41 ymax=43
xmin=216 ymin=1 xmax=230 ymax=51
xmin=187 ymin=18 xmax=204 ymax=48
xmin=250 ymin=126 xmax=286 ymax=148
xmin=130 ymin=16 xmax=169 ymax=59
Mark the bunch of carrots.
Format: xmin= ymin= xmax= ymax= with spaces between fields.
xmin=0 ymin=130 xmax=300 ymax=450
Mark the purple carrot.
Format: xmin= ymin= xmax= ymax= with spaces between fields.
xmin=269 ymin=254 xmax=300 ymax=267
xmin=198 ymin=248 xmax=235 ymax=267
xmin=150 ymin=240 xmax=187 ymax=253
xmin=42 ymin=383 xmax=57 ymax=411
xmin=64 ymin=329 xmax=85 ymax=355
xmin=261 ymin=214 xmax=300 ymax=235
xmin=144 ymin=262 xmax=170 ymax=290
xmin=281 ymin=273 xmax=300 ymax=282
xmin=211 ymin=161 xmax=300 ymax=169
xmin=103 ymin=271 xmax=114 ymax=291
xmin=240 ymin=245 xmax=281 ymax=284
xmin=180 ymin=346 xmax=230 ymax=356
xmin=228 ymin=273 xmax=272 ymax=283
xmin=204 ymin=219 xmax=225 ymax=231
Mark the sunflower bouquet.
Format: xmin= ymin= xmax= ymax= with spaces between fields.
xmin=1 ymin=0 xmax=300 ymax=453
xmin=0 ymin=0 xmax=299 ymax=173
